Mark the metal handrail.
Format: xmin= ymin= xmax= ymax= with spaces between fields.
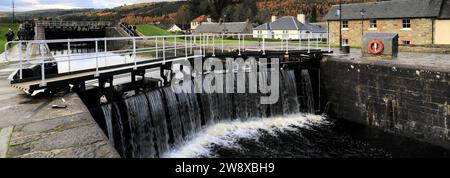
xmin=35 ymin=21 xmax=113 ymax=28
xmin=5 ymin=33 xmax=332 ymax=87
xmin=119 ymin=24 xmax=136 ymax=37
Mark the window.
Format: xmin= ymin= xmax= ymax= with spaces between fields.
xmin=343 ymin=39 xmax=349 ymax=45
xmin=401 ymin=40 xmax=411 ymax=45
xmin=402 ymin=19 xmax=411 ymax=29
xmin=369 ymin=20 xmax=377 ymax=29
xmin=342 ymin=20 xmax=349 ymax=29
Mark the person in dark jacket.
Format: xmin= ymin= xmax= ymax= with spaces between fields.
xmin=5 ymin=29 xmax=15 ymax=47
xmin=18 ymin=28 xmax=28 ymax=41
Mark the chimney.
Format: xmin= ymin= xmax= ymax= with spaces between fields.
xmin=271 ymin=16 xmax=277 ymax=22
xmin=207 ymin=17 xmax=212 ymax=23
xmin=297 ymin=14 xmax=306 ymax=24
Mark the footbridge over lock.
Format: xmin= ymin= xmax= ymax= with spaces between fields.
xmin=3 ymin=31 xmax=333 ymax=110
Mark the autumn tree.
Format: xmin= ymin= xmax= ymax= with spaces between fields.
xmin=175 ymin=4 xmax=191 ymax=25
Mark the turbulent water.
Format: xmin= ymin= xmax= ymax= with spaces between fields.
xmin=164 ymin=114 xmax=328 ymax=158
xmin=99 ymin=69 xmax=450 ymax=158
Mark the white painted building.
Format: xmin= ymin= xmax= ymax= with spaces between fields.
xmin=167 ymin=24 xmax=189 ymax=33
xmin=168 ymin=24 xmax=183 ymax=33
xmin=253 ymin=14 xmax=327 ymax=40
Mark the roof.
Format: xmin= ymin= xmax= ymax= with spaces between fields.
xmin=439 ymin=0 xmax=450 ymax=19
xmin=194 ymin=22 xmax=251 ymax=33
xmin=254 ymin=16 xmax=326 ymax=32
xmin=192 ymin=15 xmax=208 ymax=23
xmin=325 ymin=0 xmax=444 ymax=20
xmin=170 ymin=24 xmax=190 ymax=30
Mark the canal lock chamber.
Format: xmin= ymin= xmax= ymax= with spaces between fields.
xmin=77 ymin=56 xmax=320 ymax=158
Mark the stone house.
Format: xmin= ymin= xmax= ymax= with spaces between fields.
xmin=324 ymin=0 xmax=450 ymax=46
xmin=253 ymin=14 xmax=327 ymax=40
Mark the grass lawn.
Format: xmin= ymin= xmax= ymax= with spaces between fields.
xmin=0 ymin=23 xmax=19 ymax=53
xmin=136 ymin=25 xmax=174 ymax=37
xmin=134 ymin=25 xmax=359 ymax=48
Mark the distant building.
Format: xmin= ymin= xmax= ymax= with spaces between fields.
xmin=167 ymin=24 xmax=189 ymax=33
xmin=194 ymin=21 xmax=253 ymax=36
xmin=324 ymin=0 xmax=450 ymax=46
xmin=253 ymin=14 xmax=327 ymax=40
xmin=191 ymin=15 xmax=210 ymax=31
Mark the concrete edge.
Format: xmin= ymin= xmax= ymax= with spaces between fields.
xmin=0 ymin=126 xmax=14 ymax=158
xmin=322 ymin=55 xmax=450 ymax=73
xmin=75 ymin=93 xmax=121 ymax=158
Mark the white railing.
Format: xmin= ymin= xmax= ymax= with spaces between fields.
xmin=4 ymin=32 xmax=332 ymax=87
xmin=35 ymin=21 xmax=113 ymax=28
xmin=119 ymin=24 xmax=136 ymax=37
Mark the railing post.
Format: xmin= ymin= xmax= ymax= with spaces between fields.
xmin=242 ymin=34 xmax=245 ymax=53
xmin=190 ymin=35 xmax=193 ymax=54
xmin=67 ymin=39 xmax=71 ymax=73
xmin=95 ymin=40 xmax=99 ymax=76
xmin=286 ymin=36 xmax=289 ymax=54
xmin=18 ymin=43 xmax=23 ymax=80
xmin=163 ymin=37 xmax=166 ymax=64
xmin=299 ymin=32 xmax=302 ymax=51
xmin=221 ymin=33 xmax=224 ymax=53
xmin=40 ymin=43 xmax=47 ymax=87
xmin=4 ymin=42 xmax=8 ymax=62
xmin=262 ymin=34 xmax=266 ymax=55
xmin=206 ymin=35 xmax=209 ymax=56
xmin=156 ymin=37 xmax=159 ymax=59
xmin=185 ymin=35 xmax=188 ymax=58
xmin=133 ymin=38 xmax=137 ymax=70
xmin=328 ymin=33 xmax=332 ymax=52
xmin=199 ymin=36 xmax=201 ymax=56
xmin=27 ymin=43 xmax=32 ymax=64
xmin=238 ymin=34 xmax=241 ymax=56
xmin=316 ymin=33 xmax=319 ymax=49
xmin=308 ymin=33 xmax=311 ymax=54
xmin=104 ymin=39 xmax=108 ymax=66
xmin=174 ymin=36 xmax=177 ymax=56
xmin=280 ymin=36 xmax=284 ymax=51
xmin=203 ymin=35 xmax=206 ymax=57
xmin=212 ymin=34 xmax=215 ymax=57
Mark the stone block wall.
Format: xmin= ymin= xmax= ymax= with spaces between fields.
xmin=321 ymin=57 xmax=450 ymax=148
xmin=328 ymin=18 xmax=433 ymax=46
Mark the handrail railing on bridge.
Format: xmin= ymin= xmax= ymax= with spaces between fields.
xmin=35 ymin=21 xmax=113 ymax=28
xmin=4 ymin=32 xmax=333 ymax=88
xmin=119 ymin=23 xmax=136 ymax=37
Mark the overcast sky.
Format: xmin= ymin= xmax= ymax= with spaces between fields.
xmin=0 ymin=0 xmax=176 ymax=12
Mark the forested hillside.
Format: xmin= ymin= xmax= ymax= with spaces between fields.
xmin=257 ymin=0 xmax=385 ymax=21
xmin=0 ymin=0 xmax=388 ymax=24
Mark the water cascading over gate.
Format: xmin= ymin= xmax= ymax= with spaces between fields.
xmin=101 ymin=69 xmax=314 ymax=158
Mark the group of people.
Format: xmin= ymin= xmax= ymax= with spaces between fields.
xmin=4 ymin=22 xmax=36 ymax=47
xmin=19 ymin=22 xmax=36 ymax=41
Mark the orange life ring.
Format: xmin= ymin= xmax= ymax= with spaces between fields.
xmin=368 ymin=40 xmax=384 ymax=54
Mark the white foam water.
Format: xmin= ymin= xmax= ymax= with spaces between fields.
xmin=163 ymin=114 xmax=326 ymax=158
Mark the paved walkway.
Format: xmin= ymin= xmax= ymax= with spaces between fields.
xmin=328 ymin=48 xmax=450 ymax=73
xmin=0 ymin=52 xmax=119 ymax=158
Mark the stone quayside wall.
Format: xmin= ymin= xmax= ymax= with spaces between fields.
xmin=321 ymin=57 xmax=450 ymax=148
